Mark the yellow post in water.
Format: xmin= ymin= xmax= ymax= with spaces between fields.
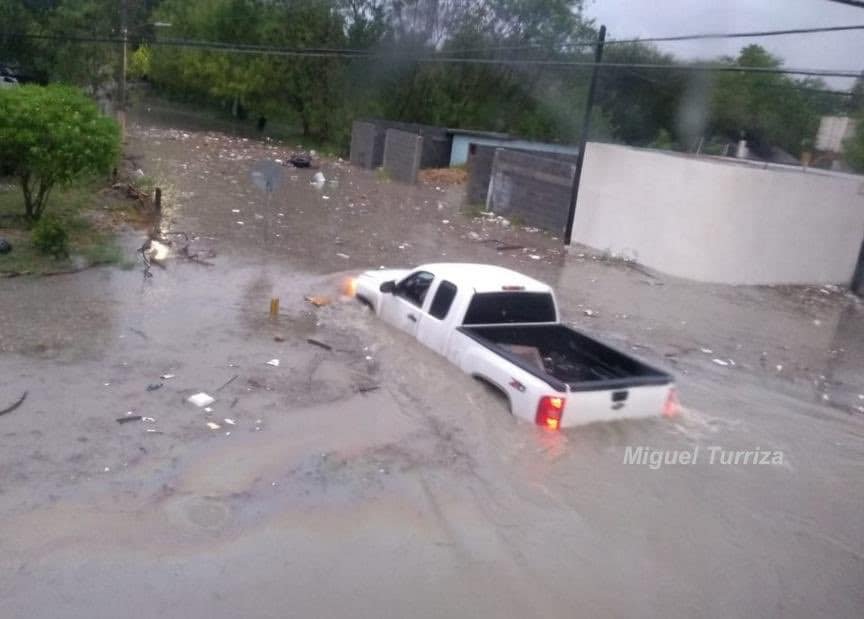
xmin=269 ymin=297 xmax=280 ymax=318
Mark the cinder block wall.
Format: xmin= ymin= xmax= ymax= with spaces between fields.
xmin=383 ymin=129 xmax=423 ymax=183
xmin=486 ymin=149 xmax=577 ymax=235
xmin=468 ymin=144 xmax=579 ymax=207
xmin=572 ymin=142 xmax=864 ymax=285
xmin=349 ymin=121 xmax=385 ymax=169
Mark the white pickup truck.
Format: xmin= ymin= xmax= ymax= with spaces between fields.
xmin=354 ymin=263 xmax=677 ymax=429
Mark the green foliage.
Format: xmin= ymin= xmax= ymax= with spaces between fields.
xmin=0 ymin=1 xmax=845 ymax=162
xmin=129 ymin=45 xmax=152 ymax=79
xmin=709 ymin=45 xmax=819 ymax=157
xmin=31 ymin=216 xmax=69 ymax=258
xmin=844 ymin=117 xmax=864 ymax=172
xmin=0 ymin=84 xmax=120 ymax=220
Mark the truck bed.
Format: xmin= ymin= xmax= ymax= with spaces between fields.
xmin=458 ymin=324 xmax=672 ymax=392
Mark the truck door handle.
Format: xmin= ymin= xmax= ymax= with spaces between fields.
xmin=407 ymin=314 xmax=417 ymax=322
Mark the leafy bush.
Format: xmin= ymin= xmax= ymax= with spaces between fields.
xmin=0 ymin=85 xmax=120 ymax=221
xmin=31 ymin=216 xmax=69 ymax=258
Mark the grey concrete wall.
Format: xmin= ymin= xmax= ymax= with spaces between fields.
xmin=383 ymin=129 xmax=423 ymax=184
xmin=349 ymin=121 xmax=385 ymax=169
xmin=468 ymin=144 xmax=580 ymax=206
xmin=571 ymin=142 xmax=864 ymax=285
xmin=487 ymin=149 xmax=577 ymax=235
xmin=352 ymin=119 xmax=452 ymax=169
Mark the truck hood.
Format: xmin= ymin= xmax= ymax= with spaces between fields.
xmin=358 ymin=268 xmax=410 ymax=286
xmin=355 ymin=268 xmax=410 ymax=311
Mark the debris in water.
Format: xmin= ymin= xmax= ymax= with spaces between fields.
xmin=583 ymin=309 xmax=597 ymax=317
xmin=358 ymin=385 xmax=380 ymax=394
xmin=147 ymin=383 xmax=163 ymax=392
xmin=224 ymin=418 xmax=236 ymax=426
xmin=188 ymin=392 xmax=215 ymax=407
xmin=813 ymin=319 xmax=822 ymax=326
xmin=700 ymin=347 xmax=713 ymax=354
xmin=776 ymin=364 xmax=783 ymax=372
xmin=116 ymin=416 xmax=143 ymax=424
xmin=215 ymin=374 xmax=239 ymax=392
xmin=206 ymin=422 xmax=221 ymax=430
xmin=311 ymin=172 xmax=326 ymax=186
xmin=266 ymin=359 xmax=280 ymax=367
xmin=305 ymin=295 xmax=332 ymax=307
xmin=307 ymin=338 xmax=333 ymax=351
xmin=336 ymin=252 xmax=350 ymax=260
xmin=274 ymin=335 xmax=286 ymax=342
xmin=142 ymin=416 xmax=156 ymax=423
xmin=0 ymin=391 xmax=28 ymax=417
xmin=236 ymin=221 xmax=244 ymax=225
xmin=712 ymin=359 xmax=730 ymax=367
xmin=160 ymin=374 xmax=176 ymax=380
xmin=322 ymin=195 xmax=330 ymax=200
xmin=231 ymin=209 xmax=240 ymax=213
xmin=530 ymin=255 xmax=541 ymax=260
xmin=204 ymin=407 xmax=213 ymax=413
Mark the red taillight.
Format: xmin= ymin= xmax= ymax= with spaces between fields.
xmin=663 ymin=387 xmax=680 ymax=418
xmin=536 ymin=396 xmax=565 ymax=430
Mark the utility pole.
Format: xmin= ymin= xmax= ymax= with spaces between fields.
xmin=120 ymin=0 xmax=128 ymax=110
xmin=564 ymin=24 xmax=606 ymax=246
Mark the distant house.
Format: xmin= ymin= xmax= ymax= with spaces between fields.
xmin=448 ymin=129 xmax=580 ymax=166
xmin=816 ymin=116 xmax=857 ymax=154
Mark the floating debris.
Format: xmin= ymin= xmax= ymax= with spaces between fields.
xmin=266 ymin=359 xmax=280 ymax=367
xmin=116 ymin=416 xmax=143 ymax=424
xmin=188 ymin=392 xmax=215 ymax=407
xmin=160 ymin=374 xmax=176 ymax=380
xmin=206 ymin=422 xmax=221 ymax=430
xmin=305 ymin=295 xmax=332 ymax=307
xmin=712 ymin=359 xmax=730 ymax=367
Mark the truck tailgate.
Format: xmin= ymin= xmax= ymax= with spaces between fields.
xmin=561 ymin=383 xmax=673 ymax=427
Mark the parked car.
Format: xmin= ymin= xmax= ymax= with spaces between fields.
xmin=0 ymin=75 xmax=19 ymax=88
xmin=354 ymin=263 xmax=677 ymax=429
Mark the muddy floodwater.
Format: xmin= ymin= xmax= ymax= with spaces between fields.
xmin=1 ymin=104 xmax=863 ymax=618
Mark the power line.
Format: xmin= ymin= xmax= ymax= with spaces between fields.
xmin=607 ymin=23 xmax=864 ymax=45
xmin=418 ymin=56 xmax=862 ymax=79
xmin=441 ymin=24 xmax=864 ymax=56
xmin=3 ymin=31 xmax=861 ymax=80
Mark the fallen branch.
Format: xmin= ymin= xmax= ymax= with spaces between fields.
xmin=215 ymin=374 xmax=239 ymax=392
xmin=0 ymin=391 xmax=28 ymax=417
xmin=307 ymin=338 xmax=333 ymax=351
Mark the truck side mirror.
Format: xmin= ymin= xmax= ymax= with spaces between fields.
xmin=379 ymin=280 xmax=395 ymax=294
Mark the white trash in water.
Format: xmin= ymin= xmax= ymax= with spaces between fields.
xmin=206 ymin=422 xmax=221 ymax=430
xmin=311 ymin=172 xmax=326 ymax=185
xmin=188 ymin=392 xmax=215 ymax=407
xmin=266 ymin=359 xmax=280 ymax=367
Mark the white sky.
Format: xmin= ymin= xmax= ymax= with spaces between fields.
xmin=584 ymin=0 xmax=864 ymax=88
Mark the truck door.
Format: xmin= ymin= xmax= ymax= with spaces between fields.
xmin=380 ymin=270 xmax=434 ymax=337
xmin=416 ymin=280 xmax=459 ymax=356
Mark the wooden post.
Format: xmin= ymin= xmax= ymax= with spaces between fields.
xmin=154 ymin=187 xmax=162 ymax=214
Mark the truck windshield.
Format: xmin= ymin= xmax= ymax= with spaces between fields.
xmin=463 ymin=292 xmax=557 ymax=324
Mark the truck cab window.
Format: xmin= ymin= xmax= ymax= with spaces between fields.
xmin=429 ymin=281 xmax=458 ymax=319
xmin=396 ymin=271 xmax=434 ymax=307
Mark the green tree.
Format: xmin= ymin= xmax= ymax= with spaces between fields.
xmin=0 ymin=85 xmax=120 ymax=221
xmin=709 ymin=45 xmax=819 ymax=157
xmin=844 ymin=118 xmax=864 ymax=172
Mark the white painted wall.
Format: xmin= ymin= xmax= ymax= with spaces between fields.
xmin=571 ymin=143 xmax=864 ymax=285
